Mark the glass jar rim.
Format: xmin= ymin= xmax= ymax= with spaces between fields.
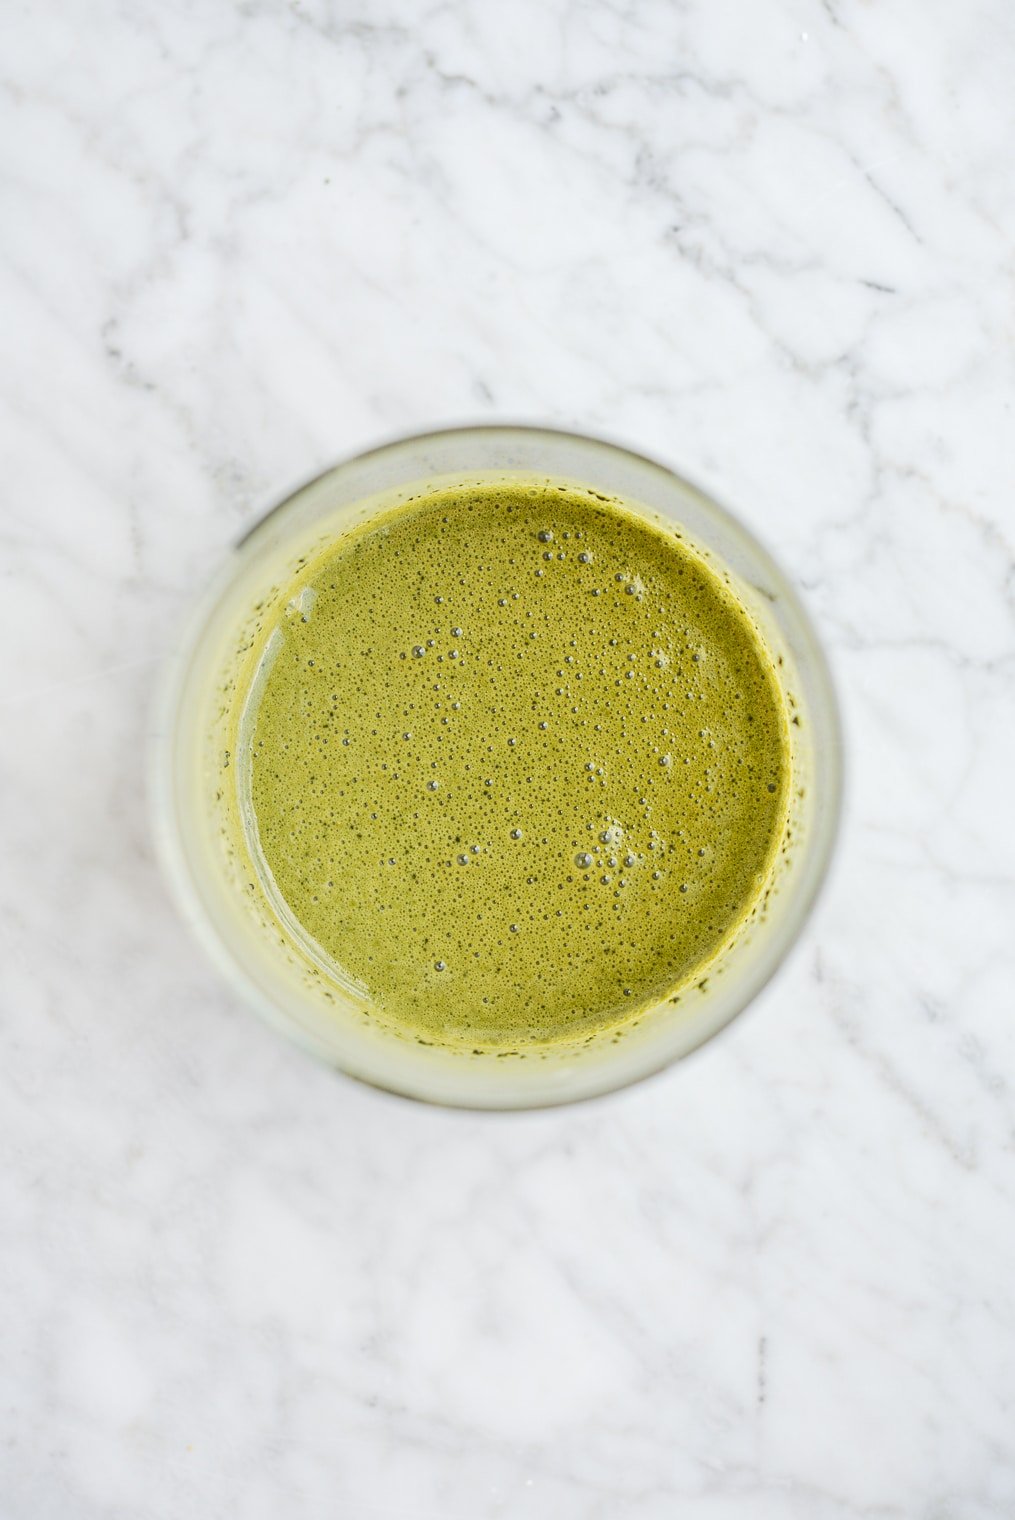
xmin=150 ymin=423 xmax=844 ymax=1108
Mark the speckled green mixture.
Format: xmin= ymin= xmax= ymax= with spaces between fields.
xmin=242 ymin=483 xmax=790 ymax=1048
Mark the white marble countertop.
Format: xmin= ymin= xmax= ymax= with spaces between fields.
xmin=3 ymin=2 xmax=1014 ymax=1515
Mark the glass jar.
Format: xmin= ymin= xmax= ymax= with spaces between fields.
xmin=150 ymin=426 xmax=842 ymax=1108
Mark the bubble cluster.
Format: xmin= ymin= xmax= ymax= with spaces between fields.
xmin=245 ymin=482 xmax=789 ymax=1050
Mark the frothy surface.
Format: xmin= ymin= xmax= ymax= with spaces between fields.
xmin=244 ymin=483 xmax=789 ymax=1047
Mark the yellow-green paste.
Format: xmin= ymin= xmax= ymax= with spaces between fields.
xmin=242 ymin=483 xmax=790 ymax=1048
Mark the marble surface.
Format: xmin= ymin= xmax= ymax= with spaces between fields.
xmin=3 ymin=0 xmax=1014 ymax=1514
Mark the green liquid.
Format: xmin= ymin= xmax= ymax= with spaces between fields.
xmin=243 ymin=483 xmax=789 ymax=1048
